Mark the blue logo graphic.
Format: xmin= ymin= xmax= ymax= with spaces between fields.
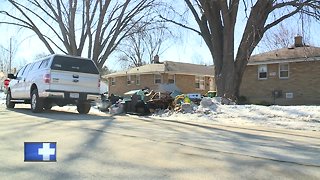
xmin=24 ymin=142 xmax=57 ymax=162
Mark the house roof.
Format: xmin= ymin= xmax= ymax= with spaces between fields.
xmin=104 ymin=61 xmax=214 ymax=77
xmin=248 ymin=46 xmax=320 ymax=65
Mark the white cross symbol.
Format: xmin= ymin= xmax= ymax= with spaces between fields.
xmin=38 ymin=143 xmax=55 ymax=161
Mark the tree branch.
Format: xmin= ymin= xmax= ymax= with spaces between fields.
xmin=159 ymin=15 xmax=201 ymax=35
xmin=264 ymin=7 xmax=303 ymax=32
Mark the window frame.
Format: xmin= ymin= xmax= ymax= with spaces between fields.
xmin=127 ymin=75 xmax=132 ymax=85
xmin=168 ymin=74 xmax=175 ymax=84
xmin=111 ymin=77 xmax=115 ymax=86
xmin=195 ymin=76 xmax=205 ymax=90
xmin=51 ymin=56 xmax=99 ymax=74
xmin=154 ymin=74 xmax=162 ymax=84
xmin=39 ymin=58 xmax=50 ymax=69
xmin=279 ymin=63 xmax=289 ymax=79
xmin=16 ymin=67 xmax=26 ymax=78
xmin=258 ymin=65 xmax=268 ymax=80
xmin=21 ymin=64 xmax=32 ymax=77
xmin=30 ymin=61 xmax=42 ymax=72
xmin=136 ymin=75 xmax=140 ymax=85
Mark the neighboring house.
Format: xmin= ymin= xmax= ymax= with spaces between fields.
xmin=240 ymin=36 xmax=320 ymax=105
xmin=104 ymin=61 xmax=215 ymax=96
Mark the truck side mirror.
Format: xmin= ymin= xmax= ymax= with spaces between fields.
xmin=7 ymin=74 xmax=16 ymax=79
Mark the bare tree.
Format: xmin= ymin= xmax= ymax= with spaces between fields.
xmin=0 ymin=38 xmax=19 ymax=74
xmin=100 ymin=66 xmax=114 ymax=76
xmin=163 ymin=0 xmax=320 ymax=100
xmin=118 ymin=22 xmax=174 ymax=68
xmin=259 ymin=22 xmax=311 ymax=51
xmin=0 ymin=48 xmax=9 ymax=73
xmin=118 ymin=27 xmax=147 ymax=68
xmin=0 ymin=0 xmax=161 ymax=69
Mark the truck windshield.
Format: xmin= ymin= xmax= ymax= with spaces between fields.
xmin=51 ymin=56 xmax=99 ymax=74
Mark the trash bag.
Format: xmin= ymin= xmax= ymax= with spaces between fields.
xmin=200 ymin=97 xmax=213 ymax=108
xmin=181 ymin=103 xmax=193 ymax=113
xmin=109 ymin=103 xmax=124 ymax=115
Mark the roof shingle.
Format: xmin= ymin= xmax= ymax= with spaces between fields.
xmin=249 ymin=46 xmax=320 ymax=65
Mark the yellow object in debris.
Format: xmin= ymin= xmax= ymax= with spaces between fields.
xmin=174 ymin=95 xmax=185 ymax=105
xmin=184 ymin=96 xmax=191 ymax=103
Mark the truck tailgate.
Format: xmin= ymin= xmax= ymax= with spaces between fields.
xmin=49 ymin=70 xmax=100 ymax=93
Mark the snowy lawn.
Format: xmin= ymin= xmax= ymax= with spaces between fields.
xmin=0 ymin=91 xmax=5 ymax=102
xmin=151 ymin=98 xmax=320 ymax=132
xmin=1 ymin=92 xmax=319 ymax=131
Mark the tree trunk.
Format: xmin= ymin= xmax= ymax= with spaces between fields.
xmin=215 ymin=63 xmax=244 ymax=101
xmin=215 ymin=61 xmax=236 ymax=100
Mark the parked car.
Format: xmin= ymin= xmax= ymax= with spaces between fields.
xmin=6 ymin=54 xmax=101 ymax=114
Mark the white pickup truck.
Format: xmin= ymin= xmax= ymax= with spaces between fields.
xmin=6 ymin=54 xmax=101 ymax=114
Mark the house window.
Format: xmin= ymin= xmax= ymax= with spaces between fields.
xmin=127 ymin=75 xmax=132 ymax=85
xmin=154 ymin=74 xmax=162 ymax=84
xmin=258 ymin=65 xmax=268 ymax=79
xmin=136 ymin=75 xmax=140 ymax=85
xmin=111 ymin=77 xmax=115 ymax=86
xmin=168 ymin=74 xmax=175 ymax=84
xmin=195 ymin=76 xmax=205 ymax=90
xmin=279 ymin=63 xmax=289 ymax=79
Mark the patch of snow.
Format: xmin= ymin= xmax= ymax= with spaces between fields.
xmin=0 ymin=91 xmax=6 ymax=105
xmin=0 ymin=91 xmax=5 ymax=99
xmin=151 ymin=98 xmax=320 ymax=132
xmin=1 ymin=90 xmax=319 ymax=131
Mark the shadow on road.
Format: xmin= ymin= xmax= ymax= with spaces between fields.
xmin=8 ymin=107 xmax=108 ymax=121
xmin=132 ymin=116 xmax=320 ymax=167
xmin=1 ymin=105 xmax=320 ymax=178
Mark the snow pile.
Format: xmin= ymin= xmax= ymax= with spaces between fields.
xmin=0 ymin=92 xmax=5 ymax=99
xmin=1 ymin=91 xmax=319 ymax=131
xmin=0 ymin=91 xmax=5 ymax=105
xmin=151 ymin=97 xmax=320 ymax=131
xmin=196 ymin=97 xmax=220 ymax=114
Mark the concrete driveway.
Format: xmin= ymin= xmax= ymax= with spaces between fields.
xmin=0 ymin=104 xmax=320 ymax=179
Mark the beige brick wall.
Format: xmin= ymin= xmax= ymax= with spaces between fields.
xmin=108 ymin=74 xmax=159 ymax=96
xmin=240 ymin=61 xmax=320 ymax=105
xmin=108 ymin=73 xmax=215 ymax=96
xmin=175 ymin=74 xmax=213 ymax=94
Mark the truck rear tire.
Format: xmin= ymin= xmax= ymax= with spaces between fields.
xmin=77 ymin=102 xmax=91 ymax=114
xmin=31 ymin=89 xmax=44 ymax=113
xmin=44 ymin=103 xmax=53 ymax=110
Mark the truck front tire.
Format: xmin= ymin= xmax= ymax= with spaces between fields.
xmin=6 ymin=90 xmax=15 ymax=109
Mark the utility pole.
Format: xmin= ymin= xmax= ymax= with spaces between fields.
xmin=9 ymin=37 xmax=12 ymax=74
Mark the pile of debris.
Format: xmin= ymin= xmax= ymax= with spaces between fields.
xmin=105 ymin=85 xmax=236 ymax=115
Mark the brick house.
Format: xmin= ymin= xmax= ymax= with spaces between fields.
xmin=240 ymin=36 xmax=320 ymax=105
xmin=104 ymin=61 xmax=215 ymax=96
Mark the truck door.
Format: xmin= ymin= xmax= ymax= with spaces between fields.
xmin=10 ymin=66 xmax=26 ymax=98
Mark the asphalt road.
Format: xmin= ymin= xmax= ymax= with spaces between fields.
xmin=0 ymin=104 xmax=320 ymax=179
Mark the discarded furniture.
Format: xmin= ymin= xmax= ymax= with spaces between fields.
xmin=147 ymin=92 xmax=174 ymax=112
